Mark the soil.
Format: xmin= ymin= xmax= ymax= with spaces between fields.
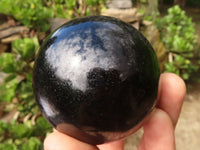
xmin=176 ymin=83 xmax=200 ymax=150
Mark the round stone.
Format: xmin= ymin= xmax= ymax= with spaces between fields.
xmin=32 ymin=16 xmax=160 ymax=145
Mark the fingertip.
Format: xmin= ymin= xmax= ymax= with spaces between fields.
xmin=157 ymin=73 xmax=186 ymax=126
xmin=44 ymin=131 xmax=99 ymax=150
xmin=159 ymin=73 xmax=186 ymax=101
xmin=44 ymin=132 xmax=59 ymax=150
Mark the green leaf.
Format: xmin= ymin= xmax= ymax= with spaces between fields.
xmin=20 ymin=137 xmax=42 ymax=150
xmin=0 ymin=0 xmax=53 ymax=31
xmin=0 ymin=53 xmax=18 ymax=73
xmin=88 ymin=0 xmax=100 ymax=6
xmin=157 ymin=5 xmax=198 ymax=81
xmin=182 ymin=73 xmax=189 ymax=80
xmin=27 ymin=71 xmax=33 ymax=82
xmin=0 ymin=0 xmax=13 ymax=15
xmin=65 ymin=0 xmax=76 ymax=9
xmin=0 ymin=78 xmax=19 ymax=102
xmin=0 ymin=121 xmax=8 ymax=135
xmin=0 ymin=142 xmax=17 ymax=150
xmin=4 ymin=74 xmax=17 ymax=83
xmin=9 ymin=123 xmax=32 ymax=139
xmin=33 ymin=117 xmax=52 ymax=136
xmin=12 ymin=37 xmax=39 ymax=60
xmin=17 ymin=80 xmax=34 ymax=102
xmin=164 ymin=62 xmax=179 ymax=75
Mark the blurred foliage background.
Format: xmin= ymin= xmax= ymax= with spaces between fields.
xmin=0 ymin=0 xmax=199 ymax=149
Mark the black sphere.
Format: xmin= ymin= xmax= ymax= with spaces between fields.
xmin=33 ymin=16 xmax=160 ymax=144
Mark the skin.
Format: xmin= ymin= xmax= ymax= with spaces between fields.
xmin=44 ymin=73 xmax=186 ymax=150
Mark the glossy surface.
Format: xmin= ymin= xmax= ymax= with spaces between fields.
xmin=33 ymin=16 xmax=160 ymax=144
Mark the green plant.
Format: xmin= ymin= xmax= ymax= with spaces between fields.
xmin=0 ymin=37 xmax=38 ymax=103
xmin=0 ymin=37 xmax=52 ymax=149
xmin=0 ymin=0 xmax=107 ymax=31
xmin=0 ymin=117 xmax=51 ymax=150
xmin=50 ymin=0 xmax=107 ymax=18
xmin=156 ymin=5 xmax=198 ymax=80
xmin=0 ymin=0 xmax=53 ymax=31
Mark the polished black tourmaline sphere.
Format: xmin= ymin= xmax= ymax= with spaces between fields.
xmin=33 ymin=16 xmax=160 ymax=145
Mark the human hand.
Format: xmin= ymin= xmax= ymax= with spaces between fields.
xmin=44 ymin=73 xmax=186 ymax=150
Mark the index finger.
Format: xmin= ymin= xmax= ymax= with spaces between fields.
xmin=157 ymin=73 xmax=186 ymax=127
